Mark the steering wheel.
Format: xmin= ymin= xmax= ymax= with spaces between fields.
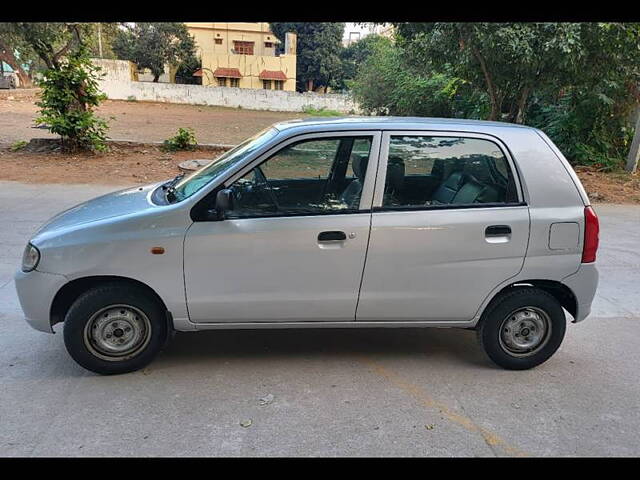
xmin=255 ymin=166 xmax=280 ymax=211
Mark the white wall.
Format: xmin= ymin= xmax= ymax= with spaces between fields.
xmin=93 ymin=59 xmax=360 ymax=114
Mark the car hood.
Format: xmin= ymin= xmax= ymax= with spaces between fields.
xmin=35 ymin=182 xmax=161 ymax=235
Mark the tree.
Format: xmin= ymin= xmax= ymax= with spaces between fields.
xmin=12 ymin=23 xmax=109 ymax=151
xmin=0 ymin=23 xmax=40 ymax=87
xmin=334 ymin=34 xmax=389 ymax=91
xmin=112 ymin=23 xmax=196 ymax=82
xmin=85 ymin=23 xmax=123 ymax=60
xmin=270 ymin=23 xmax=344 ymax=92
xmin=174 ymin=54 xmax=201 ymax=84
xmin=350 ymin=38 xmax=466 ymax=118
xmin=356 ymin=22 xmax=640 ymax=170
xmin=393 ymin=23 xmax=589 ymax=123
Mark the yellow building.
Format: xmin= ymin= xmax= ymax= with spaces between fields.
xmin=185 ymin=22 xmax=297 ymax=91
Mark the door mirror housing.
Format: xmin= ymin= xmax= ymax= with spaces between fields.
xmin=215 ymin=188 xmax=235 ymax=219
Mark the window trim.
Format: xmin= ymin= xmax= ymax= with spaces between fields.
xmin=373 ymin=130 xmax=526 ymax=211
xmin=217 ymin=131 xmax=382 ymax=219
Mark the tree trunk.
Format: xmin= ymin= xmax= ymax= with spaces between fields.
xmin=626 ymin=106 xmax=640 ymax=173
xmin=307 ymin=79 xmax=313 ymax=92
xmin=468 ymin=43 xmax=500 ymax=121
xmin=0 ymin=41 xmax=33 ymax=87
xmin=515 ymin=86 xmax=530 ymax=124
xmin=153 ymin=74 xmax=160 ymax=83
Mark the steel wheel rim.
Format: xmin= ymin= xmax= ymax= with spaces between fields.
xmin=499 ymin=306 xmax=551 ymax=358
xmin=83 ymin=304 xmax=152 ymax=362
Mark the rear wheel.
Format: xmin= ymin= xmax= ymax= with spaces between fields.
xmin=63 ymin=283 xmax=168 ymax=375
xmin=476 ymin=287 xmax=566 ymax=370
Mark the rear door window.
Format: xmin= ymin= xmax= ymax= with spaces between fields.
xmin=381 ymin=135 xmax=519 ymax=208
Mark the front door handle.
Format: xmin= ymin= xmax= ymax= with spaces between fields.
xmin=485 ymin=225 xmax=511 ymax=237
xmin=318 ymin=231 xmax=347 ymax=242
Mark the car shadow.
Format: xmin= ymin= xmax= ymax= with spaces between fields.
xmin=155 ymin=326 xmax=492 ymax=370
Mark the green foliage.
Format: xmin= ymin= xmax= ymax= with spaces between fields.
xmin=126 ymin=95 xmax=137 ymax=102
xmin=174 ymin=54 xmax=201 ymax=85
xmin=270 ymin=23 xmax=344 ymax=92
xmin=113 ymin=23 xmax=197 ymax=82
xmin=356 ymin=22 xmax=640 ymax=168
xmin=301 ymin=106 xmax=343 ymax=116
xmin=528 ymin=86 xmax=635 ymax=171
xmin=10 ymin=140 xmax=28 ymax=151
xmin=334 ymin=34 xmax=390 ymax=91
xmin=350 ymin=39 xmax=470 ymax=118
xmin=35 ymin=48 xmax=109 ymax=152
xmin=162 ymin=128 xmax=197 ymax=152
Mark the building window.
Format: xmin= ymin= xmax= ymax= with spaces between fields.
xmin=264 ymin=42 xmax=273 ymax=48
xmin=233 ymin=41 xmax=254 ymax=55
xmin=215 ymin=38 xmax=223 ymax=45
xmin=216 ymin=77 xmax=227 ymax=87
xmin=263 ymin=80 xmax=272 ymax=90
xmin=274 ymin=80 xmax=284 ymax=90
xmin=230 ymin=78 xmax=240 ymax=88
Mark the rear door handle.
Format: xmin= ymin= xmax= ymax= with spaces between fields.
xmin=485 ymin=225 xmax=512 ymax=237
xmin=318 ymin=231 xmax=347 ymax=242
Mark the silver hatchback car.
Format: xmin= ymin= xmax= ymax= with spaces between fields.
xmin=15 ymin=117 xmax=599 ymax=375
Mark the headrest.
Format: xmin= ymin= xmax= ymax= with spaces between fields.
xmin=352 ymin=154 xmax=369 ymax=181
xmin=386 ymin=156 xmax=405 ymax=191
xmin=463 ymin=156 xmax=493 ymax=183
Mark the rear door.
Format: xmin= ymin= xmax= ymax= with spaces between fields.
xmin=357 ymin=131 xmax=530 ymax=322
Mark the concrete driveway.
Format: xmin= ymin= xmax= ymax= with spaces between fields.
xmin=0 ymin=180 xmax=639 ymax=457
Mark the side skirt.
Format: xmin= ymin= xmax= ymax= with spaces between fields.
xmin=184 ymin=320 xmax=479 ymax=331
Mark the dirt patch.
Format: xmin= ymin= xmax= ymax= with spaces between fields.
xmin=0 ymin=89 xmax=302 ymax=146
xmin=0 ymin=144 xmax=227 ymax=186
xmin=575 ymin=167 xmax=640 ymax=205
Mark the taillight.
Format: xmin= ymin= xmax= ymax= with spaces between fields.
xmin=582 ymin=206 xmax=599 ymax=263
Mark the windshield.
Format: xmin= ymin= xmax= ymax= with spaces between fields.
xmin=169 ymin=127 xmax=279 ymax=203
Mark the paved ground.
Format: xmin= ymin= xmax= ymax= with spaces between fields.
xmin=0 ymin=180 xmax=639 ymax=457
xmin=0 ymin=89 xmax=300 ymax=146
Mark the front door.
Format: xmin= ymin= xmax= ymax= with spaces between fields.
xmin=184 ymin=132 xmax=380 ymax=323
xmin=357 ymin=131 xmax=530 ymax=322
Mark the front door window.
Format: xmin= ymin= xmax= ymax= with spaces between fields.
xmin=225 ymin=136 xmax=373 ymax=218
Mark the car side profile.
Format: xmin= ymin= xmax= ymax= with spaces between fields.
xmin=15 ymin=117 xmax=599 ymax=375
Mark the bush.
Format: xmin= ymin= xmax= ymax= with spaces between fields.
xmin=302 ymin=106 xmax=343 ymax=116
xmin=35 ymin=49 xmax=109 ymax=152
xmin=162 ymin=127 xmax=197 ymax=152
xmin=10 ymin=140 xmax=28 ymax=151
xmin=527 ymin=85 xmax=635 ymax=171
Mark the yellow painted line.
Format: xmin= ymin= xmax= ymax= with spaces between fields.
xmin=359 ymin=357 xmax=529 ymax=457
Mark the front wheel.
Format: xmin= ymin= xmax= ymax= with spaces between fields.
xmin=476 ymin=287 xmax=566 ymax=370
xmin=63 ymin=283 xmax=169 ymax=375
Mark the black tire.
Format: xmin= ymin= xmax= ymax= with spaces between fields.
xmin=476 ymin=287 xmax=566 ymax=370
xmin=63 ymin=283 xmax=168 ymax=375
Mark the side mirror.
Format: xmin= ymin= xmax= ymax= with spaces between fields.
xmin=215 ymin=188 xmax=235 ymax=219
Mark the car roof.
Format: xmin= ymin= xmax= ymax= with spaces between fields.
xmin=272 ymin=116 xmax=536 ymax=134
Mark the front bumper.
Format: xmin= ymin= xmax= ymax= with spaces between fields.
xmin=562 ymin=263 xmax=599 ymax=323
xmin=14 ymin=269 xmax=68 ymax=333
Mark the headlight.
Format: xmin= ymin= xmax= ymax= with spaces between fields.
xmin=21 ymin=243 xmax=40 ymax=272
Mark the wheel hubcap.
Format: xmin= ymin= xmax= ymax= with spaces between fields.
xmin=499 ymin=307 xmax=551 ymax=357
xmin=83 ymin=305 xmax=151 ymax=362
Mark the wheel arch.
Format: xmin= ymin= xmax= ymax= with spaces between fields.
xmin=483 ymin=279 xmax=578 ymax=321
xmin=50 ymin=275 xmax=170 ymax=328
